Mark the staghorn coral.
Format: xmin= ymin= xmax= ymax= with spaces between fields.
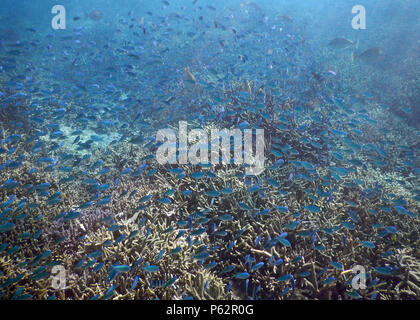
xmin=43 ymin=208 xmax=116 ymax=256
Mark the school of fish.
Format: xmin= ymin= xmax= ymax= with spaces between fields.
xmin=0 ymin=0 xmax=419 ymax=300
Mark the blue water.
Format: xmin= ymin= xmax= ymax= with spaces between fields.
xmin=0 ymin=0 xmax=419 ymax=300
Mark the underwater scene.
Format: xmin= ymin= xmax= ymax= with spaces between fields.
xmin=0 ymin=0 xmax=419 ymax=301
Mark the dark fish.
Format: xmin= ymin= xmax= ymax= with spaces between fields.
xmin=277 ymin=14 xmax=293 ymax=22
xmin=328 ymin=37 xmax=355 ymax=49
xmin=164 ymin=96 xmax=175 ymax=105
xmin=86 ymin=10 xmax=104 ymax=21
xmin=353 ymin=47 xmax=383 ymax=63
xmin=239 ymin=54 xmax=248 ymax=63
xmin=127 ymin=53 xmax=140 ymax=60
xmin=72 ymin=136 xmax=80 ymax=144
xmin=312 ymin=72 xmax=322 ymax=82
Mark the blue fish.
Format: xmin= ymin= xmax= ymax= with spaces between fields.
xmin=277 ymin=274 xmax=293 ymax=282
xmin=157 ymin=197 xmax=171 ymax=204
xmin=169 ymin=247 xmax=182 ymax=255
xmin=218 ymin=214 xmax=233 ymax=221
xmin=112 ymin=265 xmax=130 ymax=272
xmin=233 ymin=272 xmax=249 ymax=279
xmin=279 ymin=238 xmax=291 ymax=247
xmin=165 ymin=276 xmax=178 ymax=287
xmin=361 ymin=241 xmax=375 ymax=249
xmin=250 ymin=262 xmax=264 ymax=272
xmin=156 ymin=249 xmax=165 ymax=262
xmin=190 ymin=171 xmax=205 ymax=179
xmin=304 ymin=205 xmax=321 ymax=213
xmin=142 ymin=265 xmax=159 ymax=272
xmin=329 ymin=261 xmax=343 ymax=270
xmin=220 ymin=265 xmax=236 ymax=274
